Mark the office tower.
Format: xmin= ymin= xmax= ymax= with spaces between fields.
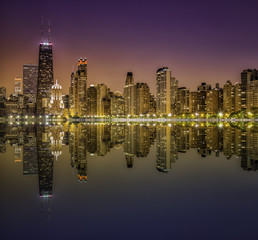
xmin=49 ymin=80 xmax=64 ymax=116
xmin=14 ymin=77 xmax=22 ymax=96
xmin=241 ymin=69 xmax=258 ymax=110
xmin=124 ymin=72 xmax=136 ymax=116
xmin=69 ymin=72 xmax=75 ymax=115
xmin=135 ymin=83 xmax=150 ymax=115
xmin=36 ymin=39 xmax=54 ymax=115
xmin=176 ymin=87 xmax=189 ymax=115
xmin=149 ymin=93 xmax=156 ymax=115
xmin=234 ymin=82 xmax=241 ymax=112
xmin=87 ymin=85 xmax=97 ymax=116
xmin=189 ymin=91 xmax=198 ymax=113
xmin=206 ymin=87 xmax=220 ymax=115
xmin=156 ymin=67 xmax=177 ymax=115
xmin=223 ymin=80 xmax=235 ymax=114
xmin=0 ymin=87 xmax=6 ymax=100
xmin=70 ymin=58 xmax=87 ymax=117
xmin=110 ymin=92 xmax=125 ymax=116
xmin=23 ymin=64 xmax=38 ymax=103
xmin=197 ymin=82 xmax=211 ymax=113
xmin=96 ymin=84 xmax=109 ymax=116
xmin=247 ymin=79 xmax=258 ymax=112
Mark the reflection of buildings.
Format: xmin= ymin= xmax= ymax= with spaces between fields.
xmin=23 ymin=136 xmax=38 ymax=175
xmin=124 ymin=124 xmax=155 ymax=168
xmin=156 ymin=125 xmax=178 ymax=173
xmin=36 ymin=126 xmax=54 ymax=198
xmin=69 ymin=124 xmax=87 ymax=181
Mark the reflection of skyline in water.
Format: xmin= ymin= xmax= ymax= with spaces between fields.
xmin=1 ymin=123 xmax=258 ymax=199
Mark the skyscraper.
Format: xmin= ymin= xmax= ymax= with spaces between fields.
xmin=36 ymin=22 xmax=54 ymax=115
xmin=23 ymin=64 xmax=38 ymax=103
xmin=49 ymin=80 xmax=64 ymax=115
xmin=156 ymin=67 xmax=177 ymax=115
xmin=124 ymin=72 xmax=136 ymax=116
xmin=70 ymin=58 xmax=87 ymax=117
xmin=135 ymin=83 xmax=150 ymax=115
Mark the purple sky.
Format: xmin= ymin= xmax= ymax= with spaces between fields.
xmin=1 ymin=0 xmax=258 ymax=96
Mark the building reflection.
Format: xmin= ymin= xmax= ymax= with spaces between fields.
xmin=0 ymin=123 xmax=258 ymax=197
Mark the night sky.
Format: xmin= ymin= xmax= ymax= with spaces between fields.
xmin=1 ymin=0 xmax=258 ymax=96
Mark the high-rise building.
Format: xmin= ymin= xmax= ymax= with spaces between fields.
xmin=206 ymin=86 xmax=220 ymax=115
xmin=197 ymin=82 xmax=211 ymax=113
xmin=223 ymin=80 xmax=235 ymax=115
xmin=176 ymin=87 xmax=189 ymax=115
xmin=110 ymin=92 xmax=125 ymax=116
xmin=124 ymin=72 xmax=136 ymax=116
xmin=156 ymin=67 xmax=177 ymax=115
xmin=87 ymin=85 xmax=97 ymax=116
xmin=247 ymin=79 xmax=258 ymax=112
xmin=36 ymin=40 xmax=54 ymax=115
xmin=0 ymin=87 xmax=6 ymax=116
xmin=96 ymin=84 xmax=109 ymax=116
xmin=14 ymin=77 xmax=22 ymax=96
xmin=70 ymin=58 xmax=87 ymax=117
xmin=23 ymin=64 xmax=38 ymax=103
xmin=189 ymin=91 xmax=198 ymax=113
xmin=234 ymin=82 xmax=241 ymax=112
xmin=149 ymin=93 xmax=156 ymax=115
xmin=241 ymin=69 xmax=258 ymax=110
xmin=135 ymin=83 xmax=150 ymax=115
xmin=49 ymin=80 xmax=64 ymax=116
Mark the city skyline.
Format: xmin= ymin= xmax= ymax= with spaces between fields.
xmin=2 ymin=0 xmax=258 ymax=96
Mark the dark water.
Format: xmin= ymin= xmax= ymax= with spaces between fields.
xmin=1 ymin=122 xmax=258 ymax=240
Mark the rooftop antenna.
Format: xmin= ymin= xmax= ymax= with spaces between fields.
xmin=41 ymin=16 xmax=44 ymax=42
xmin=48 ymin=19 xmax=51 ymax=42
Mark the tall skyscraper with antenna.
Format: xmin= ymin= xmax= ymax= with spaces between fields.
xmin=36 ymin=18 xmax=54 ymax=115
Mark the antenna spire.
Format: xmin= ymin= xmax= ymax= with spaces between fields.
xmin=41 ymin=16 xmax=44 ymax=42
xmin=48 ymin=19 xmax=51 ymax=42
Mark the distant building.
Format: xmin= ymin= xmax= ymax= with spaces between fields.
xmin=23 ymin=64 xmax=38 ymax=103
xmin=197 ymin=82 xmax=211 ymax=113
xmin=149 ymin=93 xmax=156 ymax=115
xmin=135 ymin=83 xmax=150 ymax=115
xmin=176 ymin=87 xmax=189 ymax=115
xmin=223 ymin=80 xmax=235 ymax=115
xmin=189 ymin=91 xmax=198 ymax=113
xmin=87 ymin=85 xmax=97 ymax=116
xmin=14 ymin=77 xmax=22 ymax=96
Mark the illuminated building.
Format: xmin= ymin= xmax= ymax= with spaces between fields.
xmin=124 ymin=72 xmax=136 ymax=116
xmin=23 ymin=64 xmax=38 ymax=103
xmin=87 ymin=85 xmax=97 ymax=116
xmin=70 ymin=58 xmax=87 ymax=117
xmin=110 ymin=92 xmax=125 ymax=116
xmin=176 ymin=87 xmax=189 ymax=115
xmin=96 ymin=84 xmax=109 ymax=116
xmin=206 ymin=85 xmax=220 ymax=115
xmin=189 ymin=91 xmax=198 ymax=113
xmin=14 ymin=77 xmax=22 ymax=96
xmin=149 ymin=93 xmax=156 ymax=115
xmin=0 ymin=87 xmax=6 ymax=116
xmin=23 ymin=137 xmax=38 ymax=175
xmin=135 ymin=83 xmax=150 ymax=115
xmin=156 ymin=67 xmax=177 ymax=115
xmin=49 ymin=80 xmax=64 ymax=116
xmin=234 ymin=82 xmax=242 ymax=112
xmin=223 ymin=80 xmax=235 ymax=114
xmin=241 ymin=69 xmax=258 ymax=110
xmin=36 ymin=38 xmax=54 ymax=115
xmin=197 ymin=82 xmax=211 ymax=113
xmin=247 ymin=79 xmax=258 ymax=112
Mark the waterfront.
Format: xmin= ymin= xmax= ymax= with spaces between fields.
xmin=1 ymin=123 xmax=258 ymax=239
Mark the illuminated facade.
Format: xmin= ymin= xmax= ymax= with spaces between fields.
xmin=223 ymin=80 xmax=235 ymax=114
xmin=14 ymin=77 xmax=22 ymax=96
xmin=156 ymin=67 xmax=177 ymax=115
xmin=124 ymin=72 xmax=136 ymax=116
xmin=23 ymin=64 xmax=38 ymax=103
xmin=135 ymin=83 xmax=150 ymax=115
xmin=36 ymin=42 xmax=54 ymax=115
xmin=49 ymin=80 xmax=64 ymax=116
